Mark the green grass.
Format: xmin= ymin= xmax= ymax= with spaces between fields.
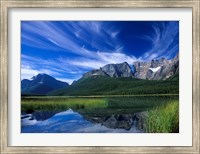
xmin=107 ymin=96 xmax=174 ymax=109
xmin=146 ymin=100 xmax=179 ymax=133
xmin=21 ymin=97 xmax=108 ymax=112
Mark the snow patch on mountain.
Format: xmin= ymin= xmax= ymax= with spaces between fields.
xmin=149 ymin=66 xmax=161 ymax=73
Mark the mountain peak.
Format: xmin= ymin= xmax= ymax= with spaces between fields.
xmin=133 ymin=56 xmax=179 ymax=80
xmin=121 ymin=61 xmax=129 ymax=65
xmin=22 ymin=73 xmax=69 ymax=95
xmin=83 ymin=62 xmax=134 ymax=78
xmin=31 ymin=73 xmax=52 ymax=79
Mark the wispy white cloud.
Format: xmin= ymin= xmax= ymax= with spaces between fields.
xmin=21 ymin=66 xmax=78 ymax=84
xmin=111 ymin=31 xmax=119 ymax=38
xmin=58 ymin=50 xmax=137 ymax=70
xmin=139 ymin=22 xmax=179 ymax=61
xmin=97 ymin=51 xmax=137 ymax=64
xmin=21 ymin=66 xmax=61 ymax=80
xmin=21 ymin=21 xmax=179 ymax=82
xmin=21 ymin=68 xmax=40 ymax=80
xmin=22 ymin=21 xmax=125 ymax=62
xmin=67 ymin=59 xmax=105 ymax=69
xmin=21 ymin=47 xmax=137 ymax=82
xmin=22 ymin=22 xmax=86 ymax=55
xmin=21 ymin=54 xmax=83 ymax=83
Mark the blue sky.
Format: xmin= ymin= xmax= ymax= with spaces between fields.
xmin=21 ymin=21 xmax=179 ymax=84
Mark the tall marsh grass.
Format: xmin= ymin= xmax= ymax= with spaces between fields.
xmin=21 ymin=97 xmax=108 ymax=112
xmin=147 ymin=100 xmax=179 ymax=133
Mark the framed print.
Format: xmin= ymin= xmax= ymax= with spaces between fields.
xmin=0 ymin=0 xmax=199 ymax=153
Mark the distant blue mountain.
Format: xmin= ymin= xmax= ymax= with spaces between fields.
xmin=21 ymin=73 xmax=69 ymax=95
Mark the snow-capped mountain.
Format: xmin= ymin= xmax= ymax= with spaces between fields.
xmin=81 ymin=54 xmax=179 ymax=81
xmin=133 ymin=54 xmax=179 ymax=80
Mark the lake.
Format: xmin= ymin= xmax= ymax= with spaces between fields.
xmin=21 ymin=95 xmax=178 ymax=133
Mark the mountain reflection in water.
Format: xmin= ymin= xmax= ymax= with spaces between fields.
xmin=21 ymin=109 xmax=144 ymax=133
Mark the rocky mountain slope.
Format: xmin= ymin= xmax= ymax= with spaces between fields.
xmin=83 ymin=62 xmax=134 ymax=78
xmin=82 ymin=54 xmax=179 ymax=81
xmin=133 ymin=54 xmax=179 ymax=80
xmin=21 ymin=74 xmax=69 ymax=95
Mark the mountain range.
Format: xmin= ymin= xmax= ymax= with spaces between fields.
xmin=83 ymin=62 xmax=134 ymax=78
xmin=21 ymin=74 xmax=69 ymax=95
xmin=82 ymin=54 xmax=179 ymax=80
xmin=21 ymin=55 xmax=179 ymax=96
xmin=133 ymin=54 xmax=179 ymax=80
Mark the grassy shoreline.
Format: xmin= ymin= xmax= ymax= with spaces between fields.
xmin=22 ymin=93 xmax=179 ymax=98
xmin=146 ymin=100 xmax=179 ymax=133
xmin=21 ymin=96 xmax=179 ymax=133
xmin=21 ymin=97 xmax=108 ymax=112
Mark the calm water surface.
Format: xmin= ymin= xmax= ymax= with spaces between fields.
xmin=21 ymin=96 xmax=178 ymax=133
xmin=21 ymin=109 xmax=143 ymax=133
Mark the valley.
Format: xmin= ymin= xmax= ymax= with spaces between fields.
xmin=21 ymin=56 xmax=179 ymax=133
